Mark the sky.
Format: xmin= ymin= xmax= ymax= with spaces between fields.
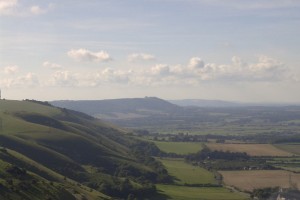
xmin=0 ymin=0 xmax=300 ymax=102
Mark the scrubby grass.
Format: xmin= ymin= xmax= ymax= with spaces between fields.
xmin=156 ymin=184 xmax=248 ymax=200
xmin=154 ymin=141 xmax=203 ymax=155
xmin=206 ymin=143 xmax=293 ymax=157
xmin=159 ymin=158 xmax=216 ymax=185
xmin=220 ymin=170 xmax=300 ymax=192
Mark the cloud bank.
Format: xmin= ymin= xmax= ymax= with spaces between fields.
xmin=0 ymin=55 xmax=294 ymax=89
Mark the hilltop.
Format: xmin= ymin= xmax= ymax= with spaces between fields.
xmin=0 ymin=99 xmax=171 ymax=199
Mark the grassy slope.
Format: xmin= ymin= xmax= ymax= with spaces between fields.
xmin=0 ymin=99 xmax=160 ymax=199
xmin=0 ymin=157 xmax=107 ymax=200
xmin=0 ymin=100 xmax=136 ymax=169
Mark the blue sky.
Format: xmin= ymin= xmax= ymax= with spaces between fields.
xmin=0 ymin=0 xmax=300 ymax=102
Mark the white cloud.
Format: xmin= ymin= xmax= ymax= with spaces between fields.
xmin=189 ymin=57 xmax=205 ymax=69
xmin=20 ymin=73 xmax=39 ymax=87
xmin=43 ymin=61 xmax=62 ymax=69
xmin=67 ymin=48 xmax=112 ymax=62
xmin=48 ymin=70 xmax=78 ymax=87
xmin=4 ymin=65 xmax=19 ymax=74
xmin=93 ymin=68 xmax=131 ymax=85
xmin=231 ymin=56 xmax=244 ymax=67
xmin=249 ymin=55 xmax=283 ymax=72
xmin=194 ymin=55 xmax=286 ymax=82
xmin=137 ymin=55 xmax=289 ymax=85
xmin=0 ymin=0 xmax=17 ymax=15
xmin=0 ymin=56 xmax=290 ymax=89
xmin=0 ymin=1 xmax=53 ymax=16
xmin=0 ymin=73 xmax=39 ymax=88
xmin=128 ymin=53 xmax=155 ymax=62
xmin=30 ymin=5 xmax=46 ymax=15
xmin=30 ymin=4 xmax=53 ymax=15
xmin=151 ymin=64 xmax=170 ymax=76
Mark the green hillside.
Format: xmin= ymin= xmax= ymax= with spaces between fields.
xmin=0 ymin=99 xmax=171 ymax=199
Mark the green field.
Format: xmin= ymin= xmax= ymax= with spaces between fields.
xmin=156 ymin=157 xmax=249 ymax=199
xmin=268 ymin=157 xmax=300 ymax=173
xmin=156 ymin=184 xmax=248 ymax=200
xmin=159 ymin=158 xmax=216 ymax=185
xmin=154 ymin=141 xmax=203 ymax=154
xmin=274 ymin=144 xmax=300 ymax=155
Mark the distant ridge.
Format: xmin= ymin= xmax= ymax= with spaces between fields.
xmin=51 ymin=97 xmax=181 ymax=119
xmin=169 ymin=99 xmax=300 ymax=107
xmin=169 ymin=99 xmax=241 ymax=107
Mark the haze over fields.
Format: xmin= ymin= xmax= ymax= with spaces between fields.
xmin=1 ymin=0 xmax=300 ymax=103
xmin=1 ymin=2 xmax=300 ymax=199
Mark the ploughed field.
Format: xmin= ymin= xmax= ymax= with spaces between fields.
xmin=206 ymin=143 xmax=294 ymax=157
xmin=220 ymin=170 xmax=300 ymax=192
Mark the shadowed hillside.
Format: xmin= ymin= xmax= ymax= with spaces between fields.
xmin=0 ymin=99 xmax=172 ymax=199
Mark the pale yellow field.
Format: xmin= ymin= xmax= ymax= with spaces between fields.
xmin=206 ymin=143 xmax=293 ymax=156
xmin=220 ymin=170 xmax=300 ymax=191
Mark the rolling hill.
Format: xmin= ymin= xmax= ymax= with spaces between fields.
xmin=0 ymin=99 xmax=171 ymax=199
xmin=51 ymin=97 xmax=182 ymax=120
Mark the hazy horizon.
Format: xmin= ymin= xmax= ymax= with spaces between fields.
xmin=1 ymin=0 xmax=300 ymax=103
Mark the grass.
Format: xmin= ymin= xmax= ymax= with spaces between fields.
xmin=220 ymin=170 xmax=300 ymax=192
xmin=0 ymin=112 xmax=47 ymax=134
xmin=206 ymin=143 xmax=293 ymax=157
xmin=0 ymin=100 xmax=60 ymax=116
xmin=154 ymin=141 xmax=203 ymax=155
xmin=159 ymin=158 xmax=216 ymax=185
xmin=274 ymin=144 xmax=300 ymax=155
xmin=156 ymin=184 xmax=249 ymax=200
